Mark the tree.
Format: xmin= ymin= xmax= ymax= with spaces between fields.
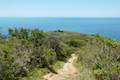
xmin=42 ymin=36 xmax=66 ymax=61
xmin=8 ymin=28 xmax=30 ymax=40
xmin=30 ymin=29 xmax=45 ymax=46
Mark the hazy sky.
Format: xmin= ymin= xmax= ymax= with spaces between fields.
xmin=0 ymin=0 xmax=120 ymax=17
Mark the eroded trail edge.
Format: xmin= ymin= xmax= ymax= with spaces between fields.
xmin=44 ymin=54 xmax=78 ymax=80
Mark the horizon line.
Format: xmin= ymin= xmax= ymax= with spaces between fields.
xmin=0 ymin=16 xmax=120 ymax=18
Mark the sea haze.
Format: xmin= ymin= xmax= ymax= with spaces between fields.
xmin=0 ymin=17 xmax=120 ymax=40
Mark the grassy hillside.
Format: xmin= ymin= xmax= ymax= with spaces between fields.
xmin=0 ymin=29 xmax=120 ymax=80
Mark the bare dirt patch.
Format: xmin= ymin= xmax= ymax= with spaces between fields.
xmin=44 ymin=54 xmax=78 ymax=80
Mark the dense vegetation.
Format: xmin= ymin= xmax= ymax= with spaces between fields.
xmin=0 ymin=28 xmax=120 ymax=80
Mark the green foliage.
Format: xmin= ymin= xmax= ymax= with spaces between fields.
xmin=42 ymin=47 xmax=57 ymax=64
xmin=54 ymin=29 xmax=64 ymax=32
xmin=42 ymin=35 xmax=67 ymax=61
xmin=74 ymin=62 xmax=95 ymax=80
xmin=22 ymin=68 xmax=48 ymax=80
xmin=95 ymin=33 xmax=120 ymax=48
xmin=30 ymin=46 xmax=57 ymax=68
xmin=8 ymin=28 xmax=30 ymax=39
xmin=66 ymin=40 xmax=86 ymax=48
xmin=0 ymin=28 xmax=120 ymax=80
xmin=52 ymin=61 xmax=64 ymax=71
xmin=30 ymin=29 xmax=45 ymax=46
xmin=0 ymin=28 xmax=66 ymax=80
xmin=77 ymin=37 xmax=120 ymax=80
xmin=0 ymin=33 xmax=4 ymax=40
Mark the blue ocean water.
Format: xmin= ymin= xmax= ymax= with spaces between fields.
xmin=0 ymin=17 xmax=120 ymax=40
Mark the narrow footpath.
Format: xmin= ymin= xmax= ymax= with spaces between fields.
xmin=44 ymin=54 xmax=78 ymax=80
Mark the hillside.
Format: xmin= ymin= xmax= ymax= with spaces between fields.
xmin=0 ymin=28 xmax=120 ymax=80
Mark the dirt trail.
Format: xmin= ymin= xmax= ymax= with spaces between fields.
xmin=43 ymin=54 xmax=78 ymax=80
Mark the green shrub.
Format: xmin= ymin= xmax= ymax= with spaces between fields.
xmin=66 ymin=40 xmax=86 ymax=48
xmin=42 ymin=35 xmax=67 ymax=61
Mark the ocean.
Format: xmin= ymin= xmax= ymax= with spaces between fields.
xmin=0 ymin=17 xmax=120 ymax=40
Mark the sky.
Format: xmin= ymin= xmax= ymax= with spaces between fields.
xmin=0 ymin=0 xmax=120 ymax=17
